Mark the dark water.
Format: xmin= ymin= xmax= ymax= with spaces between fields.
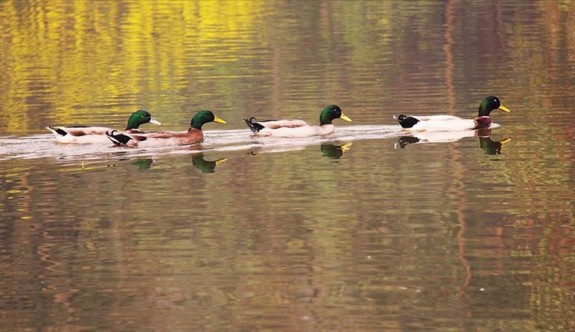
xmin=1 ymin=1 xmax=575 ymax=331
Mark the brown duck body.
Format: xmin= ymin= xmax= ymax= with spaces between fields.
xmin=114 ymin=128 xmax=205 ymax=148
xmin=106 ymin=110 xmax=226 ymax=148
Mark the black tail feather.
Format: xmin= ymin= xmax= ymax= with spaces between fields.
xmin=394 ymin=114 xmax=420 ymax=129
xmin=106 ymin=130 xmax=132 ymax=146
xmin=48 ymin=126 xmax=68 ymax=136
xmin=243 ymin=117 xmax=264 ymax=134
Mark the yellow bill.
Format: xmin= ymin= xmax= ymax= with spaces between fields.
xmin=499 ymin=105 xmax=511 ymax=113
xmin=340 ymin=142 xmax=353 ymax=152
xmin=340 ymin=114 xmax=352 ymax=122
xmin=214 ymin=116 xmax=227 ymax=124
xmin=215 ymin=158 xmax=228 ymax=166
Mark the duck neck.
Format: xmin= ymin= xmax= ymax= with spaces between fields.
xmin=125 ymin=118 xmax=141 ymax=130
xmin=477 ymin=101 xmax=493 ymax=117
xmin=319 ymin=114 xmax=333 ymax=126
xmin=473 ymin=116 xmax=492 ymax=129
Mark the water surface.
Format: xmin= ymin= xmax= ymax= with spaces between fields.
xmin=1 ymin=1 xmax=575 ymax=331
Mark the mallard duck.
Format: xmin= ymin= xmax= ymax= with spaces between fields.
xmin=394 ymin=96 xmax=510 ymax=131
xmin=47 ymin=110 xmax=161 ymax=144
xmin=106 ymin=110 xmax=226 ymax=148
xmin=243 ymin=105 xmax=352 ymax=138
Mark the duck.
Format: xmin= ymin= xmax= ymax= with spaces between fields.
xmin=394 ymin=96 xmax=510 ymax=132
xmin=243 ymin=105 xmax=352 ymax=138
xmin=106 ymin=110 xmax=226 ymax=148
xmin=47 ymin=109 xmax=161 ymax=144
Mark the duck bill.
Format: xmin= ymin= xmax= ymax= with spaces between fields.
xmin=214 ymin=116 xmax=227 ymax=124
xmin=215 ymin=158 xmax=228 ymax=166
xmin=150 ymin=118 xmax=162 ymax=125
xmin=498 ymin=105 xmax=511 ymax=113
xmin=340 ymin=142 xmax=353 ymax=152
xmin=340 ymin=114 xmax=352 ymax=122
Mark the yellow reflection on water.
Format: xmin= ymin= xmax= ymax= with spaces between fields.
xmin=0 ymin=0 xmax=265 ymax=131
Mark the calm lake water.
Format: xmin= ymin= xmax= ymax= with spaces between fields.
xmin=1 ymin=1 xmax=575 ymax=331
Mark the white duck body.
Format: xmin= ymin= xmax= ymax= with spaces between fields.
xmin=251 ymin=119 xmax=309 ymax=129
xmin=254 ymin=121 xmax=336 ymax=138
xmin=244 ymin=105 xmax=351 ymax=138
xmin=46 ymin=126 xmax=122 ymax=144
xmin=394 ymin=96 xmax=510 ymax=132
xmin=398 ymin=115 xmax=482 ymax=132
xmin=47 ymin=110 xmax=161 ymax=144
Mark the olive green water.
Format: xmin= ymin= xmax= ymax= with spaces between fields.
xmin=1 ymin=1 xmax=575 ymax=331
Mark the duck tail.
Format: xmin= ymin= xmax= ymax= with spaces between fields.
xmin=243 ymin=117 xmax=264 ymax=134
xmin=393 ymin=114 xmax=420 ymax=129
xmin=46 ymin=126 xmax=68 ymax=136
xmin=106 ymin=130 xmax=132 ymax=146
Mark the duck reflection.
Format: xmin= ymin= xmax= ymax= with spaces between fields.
xmin=395 ymin=136 xmax=421 ymax=149
xmin=127 ymin=153 xmax=226 ymax=173
xmin=192 ymin=154 xmax=227 ymax=173
xmin=247 ymin=140 xmax=353 ymax=159
xmin=395 ymin=130 xmax=477 ymax=149
xmin=475 ymin=128 xmax=511 ymax=155
xmin=395 ymin=129 xmax=511 ymax=155
xmin=320 ymin=142 xmax=353 ymax=159
xmin=131 ymin=158 xmax=154 ymax=169
xmin=478 ymin=136 xmax=511 ymax=155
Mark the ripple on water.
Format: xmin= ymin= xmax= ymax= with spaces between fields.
xmin=0 ymin=125 xmax=401 ymax=162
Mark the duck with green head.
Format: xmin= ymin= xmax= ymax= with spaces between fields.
xmin=243 ymin=105 xmax=351 ymax=138
xmin=107 ymin=110 xmax=226 ymax=148
xmin=47 ymin=110 xmax=161 ymax=144
xmin=394 ymin=96 xmax=511 ymax=131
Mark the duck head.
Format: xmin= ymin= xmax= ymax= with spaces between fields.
xmin=321 ymin=142 xmax=353 ymax=159
xmin=319 ymin=105 xmax=352 ymax=125
xmin=190 ymin=110 xmax=227 ymax=130
xmin=126 ymin=110 xmax=161 ymax=130
xmin=478 ymin=96 xmax=511 ymax=117
xmin=479 ymin=136 xmax=511 ymax=155
xmin=192 ymin=154 xmax=227 ymax=173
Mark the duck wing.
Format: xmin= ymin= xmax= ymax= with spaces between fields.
xmin=261 ymin=119 xmax=309 ymax=129
xmin=107 ymin=130 xmax=204 ymax=147
xmin=412 ymin=115 xmax=463 ymax=121
xmin=48 ymin=126 xmax=113 ymax=137
xmin=244 ymin=117 xmax=309 ymax=134
xmin=414 ymin=118 xmax=476 ymax=131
